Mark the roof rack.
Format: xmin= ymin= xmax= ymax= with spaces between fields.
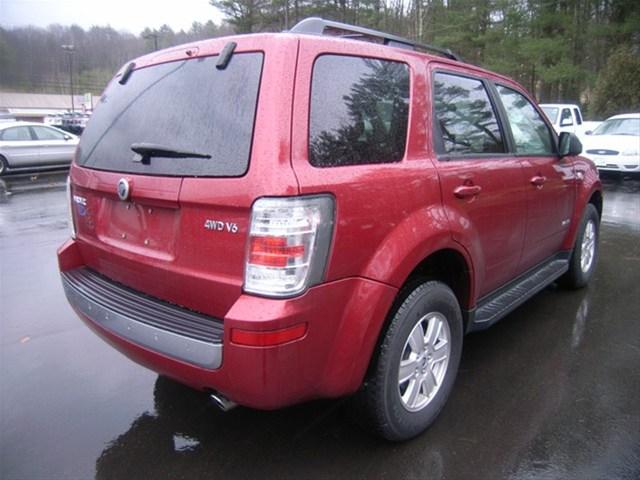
xmin=289 ymin=17 xmax=461 ymax=62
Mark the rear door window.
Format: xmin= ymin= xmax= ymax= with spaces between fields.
xmin=433 ymin=73 xmax=505 ymax=155
xmin=1 ymin=127 xmax=33 ymax=141
xmin=77 ymin=52 xmax=264 ymax=177
xmin=309 ymin=55 xmax=410 ymax=167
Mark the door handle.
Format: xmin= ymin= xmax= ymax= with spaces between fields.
xmin=530 ymin=175 xmax=547 ymax=188
xmin=453 ymin=184 xmax=482 ymax=199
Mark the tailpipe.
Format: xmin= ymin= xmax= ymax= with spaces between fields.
xmin=209 ymin=392 xmax=238 ymax=412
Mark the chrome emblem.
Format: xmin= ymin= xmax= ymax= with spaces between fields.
xmin=204 ymin=219 xmax=239 ymax=233
xmin=117 ymin=178 xmax=130 ymax=201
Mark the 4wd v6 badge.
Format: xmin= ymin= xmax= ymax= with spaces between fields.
xmin=204 ymin=219 xmax=238 ymax=233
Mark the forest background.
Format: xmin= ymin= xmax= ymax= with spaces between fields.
xmin=1 ymin=0 xmax=639 ymax=118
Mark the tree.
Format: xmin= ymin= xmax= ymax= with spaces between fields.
xmin=211 ymin=0 xmax=269 ymax=33
xmin=591 ymin=47 xmax=640 ymax=118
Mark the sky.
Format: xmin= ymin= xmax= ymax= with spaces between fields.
xmin=0 ymin=0 xmax=225 ymax=34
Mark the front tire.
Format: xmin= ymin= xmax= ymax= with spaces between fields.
xmin=358 ymin=281 xmax=463 ymax=441
xmin=561 ymin=203 xmax=599 ymax=289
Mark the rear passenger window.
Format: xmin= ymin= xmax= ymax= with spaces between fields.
xmin=496 ymin=86 xmax=555 ymax=155
xmin=433 ymin=73 xmax=505 ymax=155
xmin=309 ymin=55 xmax=410 ymax=167
xmin=1 ymin=127 xmax=32 ymax=141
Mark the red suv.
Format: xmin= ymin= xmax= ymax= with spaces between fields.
xmin=58 ymin=18 xmax=602 ymax=441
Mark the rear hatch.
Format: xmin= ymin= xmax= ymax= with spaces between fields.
xmin=69 ymin=36 xmax=300 ymax=319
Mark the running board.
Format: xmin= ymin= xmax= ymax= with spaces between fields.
xmin=469 ymin=253 xmax=570 ymax=332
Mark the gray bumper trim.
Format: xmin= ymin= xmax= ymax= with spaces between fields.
xmin=62 ymin=277 xmax=222 ymax=369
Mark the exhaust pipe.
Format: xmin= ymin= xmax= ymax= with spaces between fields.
xmin=210 ymin=392 xmax=238 ymax=412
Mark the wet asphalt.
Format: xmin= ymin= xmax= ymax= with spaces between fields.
xmin=0 ymin=170 xmax=639 ymax=480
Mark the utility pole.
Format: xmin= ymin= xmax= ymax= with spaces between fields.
xmin=61 ymin=44 xmax=75 ymax=113
xmin=143 ymin=32 xmax=160 ymax=51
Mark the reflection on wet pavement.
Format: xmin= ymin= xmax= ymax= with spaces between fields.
xmin=1 ymin=172 xmax=639 ymax=479
xmin=600 ymin=173 xmax=640 ymax=230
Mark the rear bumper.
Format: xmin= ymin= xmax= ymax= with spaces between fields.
xmin=58 ymin=239 xmax=397 ymax=409
xmin=62 ymin=268 xmax=223 ymax=369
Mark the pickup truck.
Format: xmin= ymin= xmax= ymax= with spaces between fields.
xmin=540 ymin=103 xmax=601 ymax=137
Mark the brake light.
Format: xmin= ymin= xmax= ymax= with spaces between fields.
xmin=249 ymin=236 xmax=305 ymax=267
xmin=244 ymin=196 xmax=335 ymax=297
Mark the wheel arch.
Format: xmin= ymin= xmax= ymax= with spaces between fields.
xmin=0 ymin=154 xmax=8 ymax=175
xmin=402 ymin=248 xmax=473 ymax=316
xmin=589 ymin=189 xmax=603 ymax=221
xmin=360 ymin=247 xmax=474 ymax=385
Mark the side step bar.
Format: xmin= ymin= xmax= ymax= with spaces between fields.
xmin=469 ymin=253 xmax=570 ymax=332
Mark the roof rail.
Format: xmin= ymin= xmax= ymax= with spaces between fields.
xmin=289 ymin=17 xmax=461 ymax=62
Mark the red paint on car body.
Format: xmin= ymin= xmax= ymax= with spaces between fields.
xmin=58 ymin=31 xmax=601 ymax=410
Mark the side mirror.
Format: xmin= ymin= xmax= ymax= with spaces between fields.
xmin=63 ymin=134 xmax=72 ymax=141
xmin=585 ymin=130 xmax=592 ymax=135
xmin=558 ymin=132 xmax=582 ymax=157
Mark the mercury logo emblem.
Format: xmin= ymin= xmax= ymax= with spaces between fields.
xmin=117 ymin=178 xmax=130 ymax=201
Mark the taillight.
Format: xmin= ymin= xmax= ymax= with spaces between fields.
xmin=244 ymin=196 xmax=334 ymax=297
xmin=66 ymin=176 xmax=76 ymax=239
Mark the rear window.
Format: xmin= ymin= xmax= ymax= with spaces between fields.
xmin=309 ymin=55 xmax=410 ymax=167
xmin=77 ymin=52 xmax=264 ymax=177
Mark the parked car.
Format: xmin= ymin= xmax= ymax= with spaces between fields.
xmin=540 ymin=103 xmax=601 ymax=137
xmin=0 ymin=122 xmax=78 ymax=175
xmin=59 ymin=112 xmax=91 ymax=135
xmin=581 ymin=113 xmax=640 ymax=176
xmin=45 ymin=113 xmax=64 ymax=128
xmin=58 ymin=18 xmax=602 ymax=441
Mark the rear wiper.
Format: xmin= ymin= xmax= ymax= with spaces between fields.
xmin=130 ymin=143 xmax=211 ymax=164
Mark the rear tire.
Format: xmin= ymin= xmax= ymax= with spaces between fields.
xmin=356 ymin=281 xmax=463 ymax=441
xmin=0 ymin=156 xmax=8 ymax=176
xmin=560 ymin=203 xmax=599 ymax=289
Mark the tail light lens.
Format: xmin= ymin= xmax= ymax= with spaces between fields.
xmin=244 ymin=196 xmax=334 ymax=297
xmin=66 ymin=176 xmax=76 ymax=239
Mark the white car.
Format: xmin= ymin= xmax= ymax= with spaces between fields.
xmin=581 ymin=113 xmax=640 ymax=175
xmin=0 ymin=122 xmax=78 ymax=175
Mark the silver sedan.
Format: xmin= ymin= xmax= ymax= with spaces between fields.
xmin=0 ymin=122 xmax=79 ymax=175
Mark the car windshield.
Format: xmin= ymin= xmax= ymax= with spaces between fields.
xmin=541 ymin=106 xmax=559 ymax=123
xmin=592 ymin=117 xmax=640 ymax=136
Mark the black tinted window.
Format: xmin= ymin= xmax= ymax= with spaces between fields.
xmin=77 ymin=53 xmax=264 ymax=177
xmin=309 ymin=55 xmax=410 ymax=167
xmin=496 ymin=86 xmax=555 ymax=155
xmin=433 ymin=73 xmax=505 ymax=155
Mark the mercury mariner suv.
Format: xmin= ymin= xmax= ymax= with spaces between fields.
xmin=58 ymin=18 xmax=602 ymax=441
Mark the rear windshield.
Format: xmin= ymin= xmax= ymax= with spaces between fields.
xmin=77 ymin=52 xmax=264 ymax=177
